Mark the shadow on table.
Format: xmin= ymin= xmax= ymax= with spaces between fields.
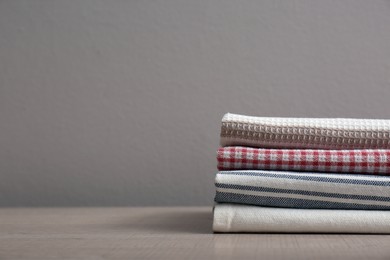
xmin=112 ymin=208 xmax=213 ymax=235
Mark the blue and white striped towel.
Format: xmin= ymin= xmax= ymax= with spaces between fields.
xmin=215 ymin=170 xmax=390 ymax=210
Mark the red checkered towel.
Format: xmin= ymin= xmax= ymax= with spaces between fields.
xmin=217 ymin=147 xmax=390 ymax=174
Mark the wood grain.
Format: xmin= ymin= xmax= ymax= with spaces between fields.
xmin=0 ymin=207 xmax=389 ymax=259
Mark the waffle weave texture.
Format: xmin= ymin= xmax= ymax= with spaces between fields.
xmin=220 ymin=113 xmax=390 ymax=149
xmin=213 ymin=203 xmax=390 ymax=233
xmin=215 ymin=170 xmax=390 ymax=210
xmin=218 ymin=146 xmax=390 ymax=174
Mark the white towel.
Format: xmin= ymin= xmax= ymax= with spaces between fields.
xmin=213 ymin=203 xmax=390 ymax=233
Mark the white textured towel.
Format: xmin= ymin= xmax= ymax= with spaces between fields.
xmin=213 ymin=203 xmax=390 ymax=233
xmin=220 ymin=113 xmax=390 ymax=149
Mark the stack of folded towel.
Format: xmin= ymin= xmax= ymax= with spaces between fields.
xmin=213 ymin=113 xmax=390 ymax=233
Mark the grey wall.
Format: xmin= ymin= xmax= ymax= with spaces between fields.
xmin=1 ymin=0 xmax=390 ymax=206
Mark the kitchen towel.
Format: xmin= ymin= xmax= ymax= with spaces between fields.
xmin=215 ymin=170 xmax=390 ymax=210
xmin=213 ymin=203 xmax=390 ymax=233
xmin=221 ymin=113 xmax=390 ymax=149
xmin=218 ymin=146 xmax=390 ymax=174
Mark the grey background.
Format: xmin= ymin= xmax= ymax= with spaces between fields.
xmin=1 ymin=0 xmax=390 ymax=206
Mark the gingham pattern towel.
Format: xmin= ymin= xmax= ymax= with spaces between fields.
xmin=215 ymin=170 xmax=390 ymax=210
xmin=213 ymin=203 xmax=390 ymax=233
xmin=221 ymin=113 xmax=390 ymax=149
xmin=218 ymin=147 xmax=390 ymax=174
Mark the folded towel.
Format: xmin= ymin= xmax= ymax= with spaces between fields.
xmin=218 ymin=146 xmax=390 ymax=174
xmin=221 ymin=113 xmax=390 ymax=149
xmin=213 ymin=203 xmax=390 ymax=233
xmin=215 ymin=170 xmax=390 ymax=210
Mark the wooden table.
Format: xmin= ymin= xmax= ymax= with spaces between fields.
xmin=1 ymin=207 xmax=390 ymax=259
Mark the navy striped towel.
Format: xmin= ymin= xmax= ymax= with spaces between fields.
xmin=215 ymin=170 xmax=390 ymax=210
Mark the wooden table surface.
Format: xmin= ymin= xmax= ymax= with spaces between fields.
xmin=1 ymin=207 xmax=390 ymax=259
